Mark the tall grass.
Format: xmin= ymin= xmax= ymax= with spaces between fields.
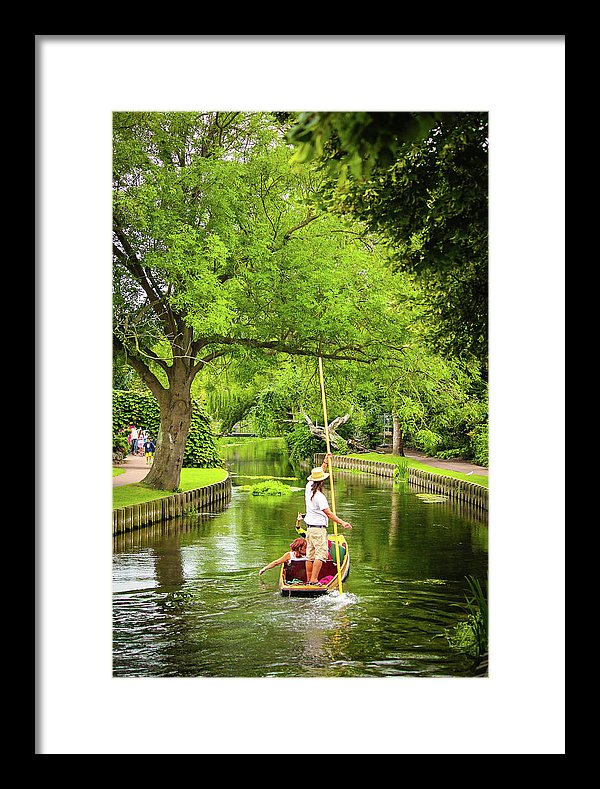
xmin=393 ymin=457 xmax=409 ymax=481
xmin=447 ymin=575 xmax=488 ymax=661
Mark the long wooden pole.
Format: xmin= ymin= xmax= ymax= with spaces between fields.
xmin=318 ymin=356 xmax=344 ymax=595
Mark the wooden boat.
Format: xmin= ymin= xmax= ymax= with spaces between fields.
xmin=279 ymin=533 xmax=350 ymax=597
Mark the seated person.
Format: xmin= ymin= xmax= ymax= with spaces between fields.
xmin=258 ymin=538 xmax=307 ymax=576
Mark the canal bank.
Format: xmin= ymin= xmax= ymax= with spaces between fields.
xmin=314 ymin=452 xmax=488 ymax=514
xmin=112 ymin=446 xmax=488 ymax=534
xmin=112 ymin=454 xmax=232 ymax=534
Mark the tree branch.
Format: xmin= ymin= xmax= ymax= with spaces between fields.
xmin=113 ymin=223 xmax=178 ymax=338
xmin=300 ymin=411 xmax=350 ymax=449
xmin=113 ymin=335 xmax=167 ymax=399
xmin=199 ymin=335 xmax=373 ymax=363
xmin=283 ymin=212 xmax=318 ymax=242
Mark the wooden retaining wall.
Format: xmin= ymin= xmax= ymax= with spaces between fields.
xmin=314 ymin=454 xmax=488 ymax=514
xmin=112 ymin=476 xmax=232 ymax=535
xmin=315 ymin=453 xmax=396 ymax=478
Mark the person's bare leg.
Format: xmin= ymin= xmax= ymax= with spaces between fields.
xmin=309 ymin=559 xmax=323 ymax=583
xmin=305 ymin=560 xmax=313 ymax=584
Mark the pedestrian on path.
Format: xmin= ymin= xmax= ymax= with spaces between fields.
xmin=144 ymin=435 xmax=155 ymax=465
xmin=129 ymin=424 xmax=139 ymax=455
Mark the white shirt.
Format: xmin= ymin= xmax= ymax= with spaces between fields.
xmin=304 ymin=482 xmax=329 ymax=527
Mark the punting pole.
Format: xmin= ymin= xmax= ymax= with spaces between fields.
xmin=318 ymin=356 xmax=344 ymax=595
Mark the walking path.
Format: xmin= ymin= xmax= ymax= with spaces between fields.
xmin=113 ymin=448 xmax=487 ymax=488
xmin=113 ymin=453 xmax=152 ymax=486
xmin=401 ymin=449 xmax=488 ymax=477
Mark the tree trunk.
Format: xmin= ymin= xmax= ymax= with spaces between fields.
xmin=392 ymin=412 xmax=404 ymax=457
xmin=143 ymin=361 xmax=194 ymax=491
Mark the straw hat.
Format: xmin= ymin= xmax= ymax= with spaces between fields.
xmin=307 ymin=467 xmax=329 ymax=482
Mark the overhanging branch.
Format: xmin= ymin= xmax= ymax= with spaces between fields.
xmin=199 ymin=335 xmax=373 ymax=363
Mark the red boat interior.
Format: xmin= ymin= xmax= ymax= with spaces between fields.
xmin=283 ymin=559 xmax=340 ymax=585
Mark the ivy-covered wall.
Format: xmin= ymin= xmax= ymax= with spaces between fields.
xmin=113 ymin=390 xmax=223 ymax=468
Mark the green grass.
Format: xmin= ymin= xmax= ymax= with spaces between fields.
xmin=346 ymin=451 xmax=489 ymax=488
xmin=112 ymin=467 xmax=229 ymax=509
xmin=113 ymin=467 xmax=125 ymax=477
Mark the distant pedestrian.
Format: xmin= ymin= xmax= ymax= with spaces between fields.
xmin=144 ymin=436 xmax=155 ymax=465
xmin=129 ymin=425 xmax=139 ymax=455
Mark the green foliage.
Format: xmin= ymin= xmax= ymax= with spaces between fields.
xmin=285 ymin=423 xmax=323 ymax=463
xmin=436 ymin=448 xmax=469 ymax=460
xmin=413 ymin=428 xmax=443 ymax=456
xmin=247 ymin=480 xmax=294 ymax=497
xmin=470 ymin=424 xmax=489 ymax=466
xmin=249 ymin=385 xmax=291 ymax=438
xmin=113 ymin=389 xmax=161 ymax=440
xmin=113 ymin=433 xmax=129 ymax=456
xmin=393 ymin=457 xmax=409 ymax=481
xmin=204 ymin=381 xmax=256 ymax=434
xmin=184 ymin=404 xmax=225 ymax=468
xmin=286 ymin=111 xmax=488 ymax=375
xmin=447 ymin=575 xmax=488 ymax=661
xmin=287 ymin=111 xmax=453 ymax=180
xmin=350 ymin=407 xmax=385 ymax=450
xmin=112 ymin=389 xmax=223 ymax=468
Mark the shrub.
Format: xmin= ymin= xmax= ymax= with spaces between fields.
xmin=113 ymin=433 xmax=130 ymax=456
xmin=470 ymin=424 xmax=488 ymax=466
xmin=248 ymin=480 xmax=293 ymax=496
xmin=413 ymin=428 xmax=442 ymax=456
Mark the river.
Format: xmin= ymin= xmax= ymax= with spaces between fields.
xmin=112 ymin=438 xmax=488 ymax=678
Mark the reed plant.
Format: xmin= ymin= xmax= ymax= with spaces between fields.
xmin=393 ymin=457 xmax=409 ymax=481
xmin=447 ymin=575 xmax=488 ymax=661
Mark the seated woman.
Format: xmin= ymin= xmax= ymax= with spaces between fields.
xmin=258 ymin=538 xmax=307 ymax=576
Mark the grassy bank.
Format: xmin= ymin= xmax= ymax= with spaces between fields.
xmin=346 ymin=451 xmax=489 ymax=489
xmin=112 ymin=467 xmax=229 ymax=509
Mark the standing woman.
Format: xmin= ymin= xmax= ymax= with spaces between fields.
xmin=304 ymin=453 xmax=352 ymax=585
xmin=129 ymin=424 xmax=139 ymax=456
xmin=137 ymin=428 xmax=147 ymax=455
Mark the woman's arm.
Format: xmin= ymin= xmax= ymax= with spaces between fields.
xmin=323 ymin=508 xmax=352 ymax=529
xmin=321 ymin=453 xmax=333 ymax=471
xmin=258 ymin=552 xmax=290 ymax=575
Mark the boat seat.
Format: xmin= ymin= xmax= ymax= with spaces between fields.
xmin=284 ymin=561 xmax=308 ymax=583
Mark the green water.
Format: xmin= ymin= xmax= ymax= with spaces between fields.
xmin=112 ymin=438 xmax=488 ymax=677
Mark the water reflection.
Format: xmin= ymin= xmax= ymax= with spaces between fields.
xmin=113 ymin=438 xmax=487 ymax=678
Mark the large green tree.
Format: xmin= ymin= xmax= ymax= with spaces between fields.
xmin=113 ymin=111 xmax=406 ymax=490
xmin=285 ymin=111 xmax=489 ymax=376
